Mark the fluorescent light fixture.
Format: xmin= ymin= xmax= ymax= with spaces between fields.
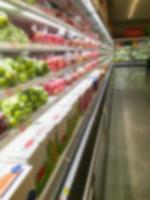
xmin=128 ymin=0 xmax=139 ymax=19
xmin=0 ymin=1 xmax=16 ymax=10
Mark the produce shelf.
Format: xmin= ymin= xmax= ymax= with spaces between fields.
xmin=49 ymin=0 xmax=98 ymax=36
xmin=0 ymin=58 xmax=100 ymax=99
xmin=0 ymin=0 xmax=114 ymax=199
xmin=0 ymin=58 xmax=101 ymax=150
xmin=2 ymin=0 xmax=99 ymax=44
xmin=37 ymin=64 xmax=108 ymax=200
xmin=58 ymin=64 xmax=112 ymax=200
xmin=72 ymin=0 xmax=113 ymax=45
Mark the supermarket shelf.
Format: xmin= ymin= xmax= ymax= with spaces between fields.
xmin=0 ymin=43 xmax=98 ymax=53
xmin=0 ymin=58 xmax=99 ymax=99
xmin=2 ymin=0 xmax=99 ymax=43
xmin=37 ymin=68 xmax=105 ymax=200
xmin=0 ymin=0 xmax=113 ymax=199
xmin=53 ymin=0 xmax=96 ymax=32
xmin=0 ymin=81 xmax=80 ymax=149
xmin=72 ymin=0 xmax=113 ymax=45
xmin=22 ymin=59 xmax=101 ymax=126
xmin=0 ymin=58 xmax=101 ymax=149
xmin=58 ymin=65 xmax=112 ymax=200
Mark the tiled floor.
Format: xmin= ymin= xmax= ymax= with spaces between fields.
xmin=103 ymin=67 xmax=150 ymax=200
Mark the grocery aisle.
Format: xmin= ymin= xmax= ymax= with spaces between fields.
xmin=103 ymin=67 xmax=150 ymax=200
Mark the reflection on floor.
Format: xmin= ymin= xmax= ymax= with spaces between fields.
xmin=103 ymin=67 xmax=150 ymax=200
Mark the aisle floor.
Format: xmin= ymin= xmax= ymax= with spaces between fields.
xmin=103 ymin=67 xmax=150 ymax=200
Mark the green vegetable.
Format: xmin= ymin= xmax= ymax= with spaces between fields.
xmin=18 ymin=73 xmax=28 ymax=83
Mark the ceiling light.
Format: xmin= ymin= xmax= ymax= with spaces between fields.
xmin=128 ymin=0 xmax=139 ymax=19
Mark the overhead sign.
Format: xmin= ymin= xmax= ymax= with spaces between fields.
xmin=124 ymin=27 xmax=144 ymax=37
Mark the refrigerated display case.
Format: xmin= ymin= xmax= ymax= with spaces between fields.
xmin=114 ymin=37 xmax=150 ymax=64
xmin=0 ymin=0 xmax=113 ymax=199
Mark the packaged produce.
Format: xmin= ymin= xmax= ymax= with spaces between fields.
xmin=64 ymin=73 xmax=73 ymax=85
xmin=32 ymin=32 xmax=65 ymax=45
xmin=46 ymin=56 xmax=67 ymax=71
xmin=44 ymin=78 xmax=66 ymax=95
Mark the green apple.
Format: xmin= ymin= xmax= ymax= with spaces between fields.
xmin=27 ymin=69 xmax=36 ymax=79
xmin=14 ymin=110 xmax=23 ymax=120
xmin=18 ymin=73 xmax=28 ymax=83
xmin=5 ymin=70 xmax=16 ymax=81
xmin=0 ymin=12 xmax=9 ymax=27
xmin=18 ymin=94 xmax=29 ymax=103
xmin=36 ymin=60 xmax=49 ymax=76
xmin=0 ymin=67 xmax=5 ymax=76
xmin=24 ymin=107 xmax=32 ymax=115
xmin=0 ymin=78 xmax=7 ymax=87
xmin=8 ymin=117 xmax=18 ymax=127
